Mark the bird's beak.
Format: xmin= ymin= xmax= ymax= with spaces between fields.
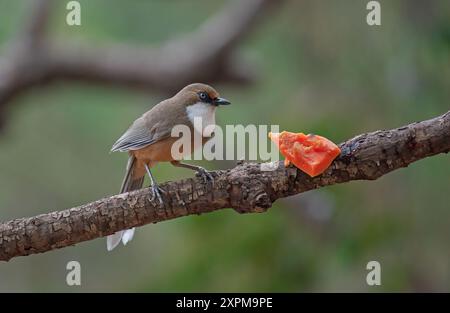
xmin=214 ymin=97 xmax=231 ymax=106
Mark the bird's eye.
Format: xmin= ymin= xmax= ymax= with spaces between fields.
xmin=199 ymin=92 xmax=208 ymax=101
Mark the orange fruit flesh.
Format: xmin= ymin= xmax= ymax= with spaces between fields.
xmin=269 ymin=131 xmax=341 ymax=177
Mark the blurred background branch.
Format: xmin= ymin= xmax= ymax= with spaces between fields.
xmin=1 ymin=110 xmax=449 ymax=261
xmin=23 ymin=0 xmax=50 ymax=46
xmin=0 ymin=0 xmax=280 ymax=128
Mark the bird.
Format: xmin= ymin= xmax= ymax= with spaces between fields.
xmin=107 ymin=83 xmax=230 ymax=251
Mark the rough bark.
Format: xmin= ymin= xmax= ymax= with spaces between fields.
xmin=1 ymin=111 xmax=449 ymax=262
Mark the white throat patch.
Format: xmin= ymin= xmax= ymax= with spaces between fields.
xmin=186 ymin=102 xmax=216 ymax=136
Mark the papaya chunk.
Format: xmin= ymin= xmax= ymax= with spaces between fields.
xmin=269 ymin=131 xmax=341 ymax=177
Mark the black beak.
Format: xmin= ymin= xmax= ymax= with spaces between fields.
xmin=214 ymin=97 xmax=231 ymax=106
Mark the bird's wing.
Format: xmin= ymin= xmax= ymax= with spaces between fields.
xmin=111 ymin=116 xmax=171 ymax=152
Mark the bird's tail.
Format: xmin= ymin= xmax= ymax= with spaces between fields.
xmin=107 ymin=155 xmax=144 ymax=251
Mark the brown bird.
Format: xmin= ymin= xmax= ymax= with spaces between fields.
xmin=107 ymin=83 xmax=230 ymax=250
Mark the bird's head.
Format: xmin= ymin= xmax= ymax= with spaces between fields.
xmin=177 ymin=83 xmax=231 ymax=107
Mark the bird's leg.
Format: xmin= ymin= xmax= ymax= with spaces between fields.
xmin=144 ymin=163 xmax=164 ymax=205
xmin=171 ymin=161 xmax=214 ymax=186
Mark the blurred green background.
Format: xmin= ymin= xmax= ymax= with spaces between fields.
xmin=0 ymin=0 xmax=449 ymax=292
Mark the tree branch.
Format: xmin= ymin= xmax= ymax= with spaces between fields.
xmin=1 ymin=111 xmax=449 ymax=262
xmin=22 ymin=0 xmax=51 ymax=47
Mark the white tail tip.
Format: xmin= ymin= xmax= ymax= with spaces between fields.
xmin=122 ymin=228 xmax=135 ymax=245
xmin=106 ymin=228 xmax=136 ymax=251
xmin=106 ymin=231 xmax=123 ymax=251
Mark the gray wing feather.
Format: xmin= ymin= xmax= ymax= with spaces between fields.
xmin=111 ymin=98 xmax=186 ymax=152
xmin=111 ymin=117 xmax=169 ymax=152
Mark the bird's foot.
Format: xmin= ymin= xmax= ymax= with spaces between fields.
xmin=195 ymin=167 xmax=214 ymax=186
xmin=149 ymin=184 xmax=165 ymax=205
